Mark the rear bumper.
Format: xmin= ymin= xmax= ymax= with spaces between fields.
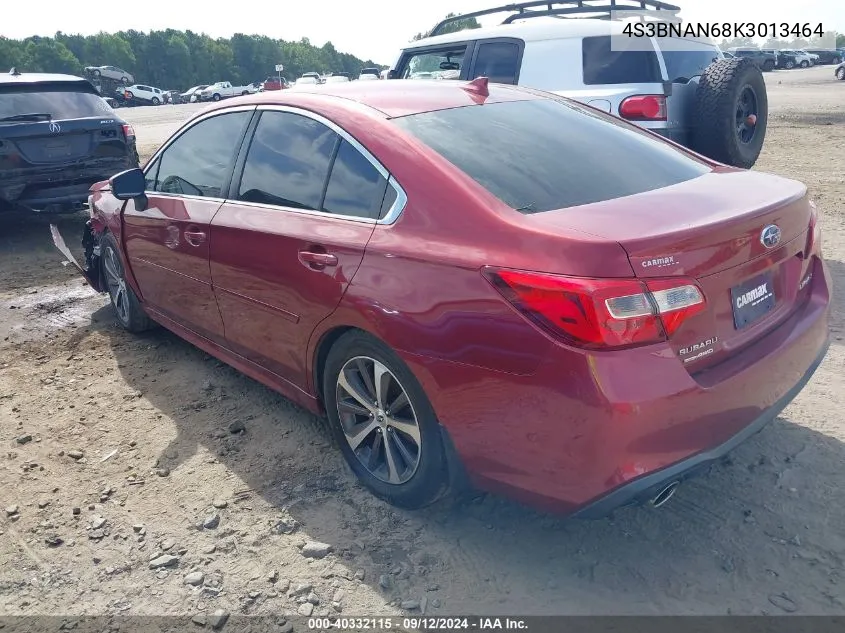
xmin=572 ymin=337 xmax=829 ymax=518
xmin=404 ymin=257 xmax=831 ymax=516
xmin=1 ymin=156 xmax=135 ymax=210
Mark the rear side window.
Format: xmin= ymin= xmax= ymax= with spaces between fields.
xmin=322 ymin=139 xmax=389 ymax=219
xmin=471 ymin=41 xmax=520 ymax=84
xmin=400 ymin=47 xmax=467 ymax=80
xmin=392 ymin=98 xmax=709 ymax=213
xmin=0 ymin=83 xmax=114 ymax=120
xmin=659 ymin=40 xmax=721 ymax=82
xmin=237 ymin=111 xmax=338 ymax=210
xmin=582 ymin=36 xmax=661 ymax=85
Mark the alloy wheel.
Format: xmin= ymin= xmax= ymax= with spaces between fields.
xmin=735 ymin=85 xmax=758 ymax=144
xmin=103 ymin=246 xmax=129 ymax=325
xmin=335 ymin=356 xmax=422 ymax=485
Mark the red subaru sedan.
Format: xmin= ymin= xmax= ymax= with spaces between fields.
xmin=51 ymin=78 xmax=830 ymax=517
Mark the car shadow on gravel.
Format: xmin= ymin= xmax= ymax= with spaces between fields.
xmin=77 ymin=298 xmax=845 ymax=616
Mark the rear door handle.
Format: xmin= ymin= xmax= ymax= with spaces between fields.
xmin=184 ymin=230 xmax=206 ymax=246
xmin=298 ymin=250 xmax=338 ymax=269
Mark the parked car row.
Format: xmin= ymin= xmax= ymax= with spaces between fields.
xmin=724 ymin=47 xmax=843 ymax=71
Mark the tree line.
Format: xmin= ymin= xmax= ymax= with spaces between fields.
xmin=0 ymin=30 xmax=385 ymax=89
xmin=1 ymin=22 xmax=841 ymax=92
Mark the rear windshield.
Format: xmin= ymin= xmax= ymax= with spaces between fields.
xmin=582 ymin=35 xmax=661 ymax=85
xmin=0 ymin=83 xmax=113 ymax=120
xmin=391 ymin=98 xmax=710 ymax=213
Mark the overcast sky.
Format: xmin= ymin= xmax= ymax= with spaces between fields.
xmin=4 ymin=0 xmax=843 ymax=64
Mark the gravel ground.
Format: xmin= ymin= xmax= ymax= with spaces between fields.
xmin=0 ymin=65 xmax=844 ymax=620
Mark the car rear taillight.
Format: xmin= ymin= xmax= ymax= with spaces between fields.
xmin=483 ymin=268 xmax=705 ymax=350
xmin=806 ymin=200 xmax=821 ymax=255
xmin=619 ymin=95 xmax=667 ymax=121
xmin=122 ymin=124 xmax=135 ymax=140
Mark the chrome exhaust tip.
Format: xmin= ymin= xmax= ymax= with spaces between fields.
xmin=649 ymin=481 xmax=680 ymax=508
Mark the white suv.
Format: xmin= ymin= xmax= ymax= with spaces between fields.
xmin=124 ymin=84 xmax=166 ymax=105
xmin=389 ymin=0 xmax=768 ymax=168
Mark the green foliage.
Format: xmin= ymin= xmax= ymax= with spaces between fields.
xmin=412 ymin=12 xmax=482 ymax=41
xmin=0 ymin=30 xmax=383 ymax=89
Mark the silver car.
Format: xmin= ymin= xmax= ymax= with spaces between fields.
xmin=84 ymin=66 xmax=134 ymax=84
xmin=391 ymin=0 xmax=768 ymax=169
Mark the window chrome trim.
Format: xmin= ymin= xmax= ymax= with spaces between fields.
xmin=253 ymin=104 xmax=407 ymax=225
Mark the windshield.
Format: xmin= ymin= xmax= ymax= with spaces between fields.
xmin=0 ymin=84 xmax=115 ymax=120
xmin=391 ymin=97 xmax=709 ymax=213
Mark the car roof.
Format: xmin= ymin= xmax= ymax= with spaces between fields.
xmin=203 ymin=79 xmax=542 ymax=118
xmin=0 ymin=71 xmax=94 ymax=88
xmin=404 ymin=18 xmax=632 ymax=49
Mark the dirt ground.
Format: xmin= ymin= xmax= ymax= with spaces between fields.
xmin=1 ymin=66 xmax=844 ymax=621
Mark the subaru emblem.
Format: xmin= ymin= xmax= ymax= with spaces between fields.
xmin=760 ymin=224 xmax=781 ymax=249
xmin=48 ymin=121 xmax=61 ymax=133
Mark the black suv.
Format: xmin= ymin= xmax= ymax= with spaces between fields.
xmin=726 ymin=48 xmax=777 ymax=72
xmin=1 ymin=69 xmax=139 ymax=214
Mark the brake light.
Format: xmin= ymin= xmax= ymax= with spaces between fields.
xmin=121 ymin=124 xmax=135 ymax=140
xmin=806 ymin=200 xmax=821 ymax=255
xmin=483 ymin=268 xmax=705 ymax=350
xmin=619 ymin=95 xmax=667 ymax=121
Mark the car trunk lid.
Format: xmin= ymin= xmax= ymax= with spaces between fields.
xmin=525 ymin=170 xmax=813 ymax=371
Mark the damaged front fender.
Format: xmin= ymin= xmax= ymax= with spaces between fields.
xmin=49 ymin=220 xmax=105 ymax=293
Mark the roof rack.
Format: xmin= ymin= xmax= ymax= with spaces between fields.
xmin=428 ymin=0 xmax=681 ymax=36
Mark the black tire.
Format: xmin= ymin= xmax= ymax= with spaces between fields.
xmin=151 ymin=97 xmax=160 ymax=105
xmin=212 ymin=93 xmax=221 ymax=101
xmin=837 ymin=67 xmax=845 ymax=81
xmin=100 ymin=233 xmax=153 ymax=333
xmin=241 ymin=91 xmax=249 ymax=96
xmin=785 ymin=60 xmax=795 ymax=69
xmin=691 ymin=57 xmax=767 ymax=169
xmin=762 ymin=59 xmax=775 ymax=72
xmin=800 ymin=60 xmax=810 ymax=68
xmin=323 ymin=331 xmax=450 ymax=510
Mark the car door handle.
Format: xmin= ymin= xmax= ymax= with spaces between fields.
xmin=298 ymin=250 xmax=338 ymax=269
xmin=184 ymin=230 xmax=206 ymax=246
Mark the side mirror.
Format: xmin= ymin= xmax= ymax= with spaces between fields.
xmin=110 ymin=168 xmax=145 ymax=200
xmin=109 ymin=168 xmax=148 ymax=210
xmin=387 ymin=69 xmax=398 ymax=80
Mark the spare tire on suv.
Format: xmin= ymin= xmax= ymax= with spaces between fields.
xmin=691 ymin=57 xmax=767 ymax=169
